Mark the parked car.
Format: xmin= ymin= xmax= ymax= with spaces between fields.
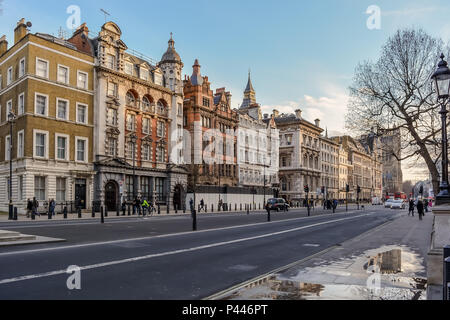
xmin=266 ymin=198 xmax=289 ymax=212
xmin=384 ymin=199 xmax=395 ymax=208
xmin=390 ymin=200 xmax=406 ymax=210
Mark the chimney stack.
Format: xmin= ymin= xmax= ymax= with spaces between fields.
xmin=315 ymin=119 xmax=321 ymax=128
xmin=0 ymin=36 xmax=8 ymax=56
xmin=295 ymin=109 xmax=302 ymax=119
xmin=14 ymin=18 xmax=28 ymax=45
xmin=273 ymin=109 xmax=280 ymax=118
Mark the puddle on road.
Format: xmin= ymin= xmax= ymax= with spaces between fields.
xmin=221 ymin=245 xmax=427 ymax=300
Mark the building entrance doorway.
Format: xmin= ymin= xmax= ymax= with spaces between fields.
xmin=105 ymin=181 xmax=119 ymax=212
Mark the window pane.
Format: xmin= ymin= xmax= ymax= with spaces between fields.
xmin=36 ymin=95 xmax=46 ymax=115
xmin=58 ymin=100 xmax=67 ymax=119
xmin=77 ymin=140 xmax=85 ymax=161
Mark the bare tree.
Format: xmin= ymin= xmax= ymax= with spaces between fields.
xmin=346 ymin=28 xmax=445 ymax=193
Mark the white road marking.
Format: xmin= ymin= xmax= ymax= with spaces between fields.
xmin=0 ymin=214 xmax=371 ymax=285
xmin=0 ymin=211 xmax=365 ymax=257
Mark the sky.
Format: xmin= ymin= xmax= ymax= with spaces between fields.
xmin=1 ymin=0 xmax=450 ymax=182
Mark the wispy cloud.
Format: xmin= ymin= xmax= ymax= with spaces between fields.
xmin=261 ymin=82 xmax=349 ymax=135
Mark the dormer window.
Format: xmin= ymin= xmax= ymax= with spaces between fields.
xmin=125 ymin=62 xmax=133 ymax=75
xmin=141 ymin=68 xmax=149 ymax=81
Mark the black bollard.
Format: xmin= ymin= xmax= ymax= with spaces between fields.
xmin=64 ymin=207 xmax=68 ymax=219
xmin=48 ymin=208 xmax=52 ymax=220
xmin=158 ymin=204 xmax=161 ymax=215
xmin=78 ymin=207 xmax=82 ymax=219
xmin=211 ymin=204 xmax=214 ymax=213
xmin=267 ymin=207 xmax=271 ymax=222
xmin=13 ymin=207 xmax=18 ymax=221
xmin=183 ymin=205 xmax=186 ymax=214
xmin=32 ymin=210 xmax=36 ymax=220
xmin=175 ymin=204 xmax=178 ymax=214
xmin=92 ymin=204 xmax=95 ymax=218
xmin=205 ymin=205 xmax=208 ymax=213
xmin=105 ymin=206 xmax=108 ymax=217
xmin=167 ymin=203 xmax=170 ymax=215
xmin=128 ymin=204 xmax=131 ymax=216
xmin=247 ymin=204 xmax=250 ymax=215
xmin=235 ymin=204 xmax=237 ymax=211
xmin=101 ymin=206 xmax=105 ymax=224
xmin=117 ymin=204 xmax=120 ymax=217
xmin=192 ymin=209 xmax=197 ymax=231
xmin=122 ymin=204 xmax=126 ymax=216
xmin=240 ymin=204 xmax=243 ymax=211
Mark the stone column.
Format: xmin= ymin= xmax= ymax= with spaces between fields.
xmin=427 ymin=205 xmax=450 ymax=299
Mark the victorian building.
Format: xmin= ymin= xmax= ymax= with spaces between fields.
xmin=320 ymin=132 xmax=339 ymax=200
xmin=183 ymin=59 xmax=239 ymax=191
xmin=274 ymin=110 xmax=323 ymax=203
xmin=338 ymin=144 xmax=352 ymax=200
xmin=332 ymin=135 xmax=383 ymax=201
xmin=237 ymin=73 xmax=279 ymax=192
xmin=68 ymin=22 xmax=187 ymax=211
xmin=0 ymin=19 xmax=95 ymax=213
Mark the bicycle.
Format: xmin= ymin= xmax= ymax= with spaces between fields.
xmin=143 ymin=204 xmax=157 ymax=217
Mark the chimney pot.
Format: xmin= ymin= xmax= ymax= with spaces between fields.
xmin=273 ymin=109 xmax=280 ymax=118
xmin=295 ymin=109 xmax=302 ymax=119
xmin=0 ymin=35 xmax=8 ymax=56
xmin=14 ymin=18 xmax=28 ymax=45
xmin=315 ymin=119 xmax=321 ymax=127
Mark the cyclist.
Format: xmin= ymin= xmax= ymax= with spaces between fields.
xmin=142 ymin=198 xmax=150 ymax=216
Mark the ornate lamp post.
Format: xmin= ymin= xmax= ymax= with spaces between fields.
xmin=432 ymin=54 xmax=450 ymax=205
xmin=8 ymin=111 xmax=15 ymax=220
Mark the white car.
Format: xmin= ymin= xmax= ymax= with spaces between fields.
xmin=384 ymin=199 xmax=395 ymax=208
xmin=390 ymin=200 xmax=406 ymax=210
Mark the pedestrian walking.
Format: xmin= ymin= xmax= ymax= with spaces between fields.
xmin=408 ymin=199 xmax=415 ymax=216
xmin=26 ymin=199 xmax=32 ymax=218
xmin=32 ymin=197 xmax=40 ymax=217
xmin=417 ymin=199 xmax=424 ymax=221
xmin=49 ymin=199 xmax=56 ymax=217
xmin=199 ymin=199 xmax=205 ymax=213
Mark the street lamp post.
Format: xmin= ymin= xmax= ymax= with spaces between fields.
xmin=432 ymin=54 xmax=450 ymax=205
xmin=130 ymin=134 xmax=138 ymax=204
xmin=8 ymin=112 xmax=15 ymax=220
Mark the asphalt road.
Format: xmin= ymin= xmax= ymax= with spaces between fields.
xmin=0 ymin=206 xmax=402 ymax=300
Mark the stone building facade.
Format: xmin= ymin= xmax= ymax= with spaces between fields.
xmin=332 ymin=135 xmax=383 ymax=201
xmin=274 ymin=110 xmax=323 ymax=203
xmin=68 ymin=22 xmax=187 ymax=211
xmin=0 ymin=19 xmax=95 ymax=213
xmin=320 ymin=134 xmax=339 ymax=200
xmin=237 ymin=73 xmax=279 ymax=192
xmin=380 ymin=128 xmax=403 ymax=195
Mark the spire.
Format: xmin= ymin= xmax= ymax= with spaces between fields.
xmin=168 ymin=32 xmax=174 ymax=48
xmin=240 ymin=70 xmax=257 ymax=109
xmin=245 ymin=69 xmax=255 ymax=93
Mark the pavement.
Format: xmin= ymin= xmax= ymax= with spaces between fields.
xmin=0 ymin=206 xmax=401 ymax=300
xmin=216 ymin=209 xmax=434 ymax=300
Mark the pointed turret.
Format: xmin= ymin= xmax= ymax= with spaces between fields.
xmin=240 ymin=70 xmax=257 ymax=109
xmin=190 ymin=59 xmax=203 ymax=86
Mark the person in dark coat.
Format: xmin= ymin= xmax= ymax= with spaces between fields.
xmin=408 ymin=199 xmax=415 ymax=216
xmin=26 ymin=199 xmax=33 ymax=218
xmin=417 ymin=200 xmax=424 ymax=221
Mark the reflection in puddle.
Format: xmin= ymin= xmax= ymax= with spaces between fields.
xmin=365 ymin=249 xmax=402 ymax=274
xmin=222 ymin=246 xmax=427 ymax=300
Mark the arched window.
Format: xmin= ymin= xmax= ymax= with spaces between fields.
xmin=157 ymin=101 xmax=166 ymax=115
xmin=142 ymin=96 xmax=151 ymax=111
xmin=126 ymin=92 xmax=136 ymax=107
